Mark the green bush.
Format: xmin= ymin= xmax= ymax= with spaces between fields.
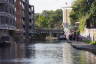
xmin=81 ymin=39 xmax=91 ymax=44
xmin=82 ymin=39 xmax=96 ymax=45
xmin=90 ymin=41 xmax=96 ymax=45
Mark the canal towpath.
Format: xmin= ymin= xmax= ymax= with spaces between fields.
xmin=70 ymin=41 xmax=96 ymax=54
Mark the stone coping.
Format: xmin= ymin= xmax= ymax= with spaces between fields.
xmin=70 ymin=41 xmax=96 ymax=54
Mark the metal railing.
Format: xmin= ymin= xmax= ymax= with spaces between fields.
xmin=0 ymin=12 xmax=15 ymax=19
xmin=0 ymin=0 xmax=8 ymax=3
xmin=0 ymin=24 xmax=16 ymax=30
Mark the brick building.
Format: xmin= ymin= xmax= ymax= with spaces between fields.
xmin=15 ymin=0 xmax=34 ymax=42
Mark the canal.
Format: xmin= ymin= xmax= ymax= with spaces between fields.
xmin=0 ymin=40 xmax=96 ymax=64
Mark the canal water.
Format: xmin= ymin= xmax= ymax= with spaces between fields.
xmin=0 ymin=40 xmax=96 ymax=64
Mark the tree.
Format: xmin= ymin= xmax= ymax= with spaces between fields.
xmin=35 ymin=9 xmax=63 ymax=29
xmin=70 ymin=0 xmax=96 ymax=32
xmin=35 ymin=15 xmax=49 ymax=28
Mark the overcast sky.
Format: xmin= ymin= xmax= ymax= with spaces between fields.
xmin=29 ymin=0 xmax=73 ymax=13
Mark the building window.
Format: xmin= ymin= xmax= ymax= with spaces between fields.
xmin=13 ymin=19 xmax=15 ymax=26
xmin=11 ymin=19 xmax=14 ymax=26
xmin=22 ymin=0 xmax=26 ymax=2
xmin=9 ymin=0 xmax=14 ymax=4
xmin=7 ymin=17 xmax=9 ymax=25
xmin=5 ymin=16 xmax=7 ymax=24
xmin=1 ymin=16 xmax=6 ymax=24
xmin=22 ymin=10 xmax=25 ymax=17
xmin=23 ymin=25 xmax=25 ymax=29
xmin=20 ymin=1 xmax=22 ymax=5
xmin=29 ymin=19 xmax=32 ymax=23
xmin=0 ymin=16 xmax=1 ymax=24
xmin=29 ymin=26 xmax=31 ymax=29
xmin=21 ymin=3 xmax=25 ymax=9
xmin=9 ymin=7 xmax=11 ymax=14
xmin=9 ymin=19 xmax=12 ymax=25
xmin=9 ymin=18 xmax=12 ymax=25
xmin=12 ymin=8 xmax=15 ymax=15
xmin=14 ymin=0 xmax=16 ymax=3
xmin=0 ymin=4 xmax=4 ymax=12
xmin=12 ymin=0 xmax=15 ymax=4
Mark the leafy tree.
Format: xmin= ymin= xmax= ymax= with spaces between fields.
xmin=35 ymin=15 xmax=49 ymax=28
xmin=35 ymin=9 xmax=63 ymax=29
xmin=70 ymin=0 xmax=96 ymax=32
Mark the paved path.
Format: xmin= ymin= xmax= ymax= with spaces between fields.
xmin=70 ymin=41 xmax=96 ymax=54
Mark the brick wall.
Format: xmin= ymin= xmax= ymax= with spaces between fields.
xmin=16 ymin=0 xmax=23 ymax=32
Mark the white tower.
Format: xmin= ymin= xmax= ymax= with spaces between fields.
xmin=62 ymin=2 xmax=72 ymax=39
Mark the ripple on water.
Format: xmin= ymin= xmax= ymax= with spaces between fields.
xmin=0 ymin=41 xmax=95 ymax=64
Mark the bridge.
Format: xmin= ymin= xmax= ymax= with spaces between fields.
xmin=34 ymin=29 xmax=64 ymax=34
xmin=30 ymin=29 xmax=64 ymax=40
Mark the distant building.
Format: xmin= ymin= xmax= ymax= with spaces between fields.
xmin=62 ymin=7 xmax=72 ymax=28
xmin=80 ymin=21 xmax=96 ymax=41
xmin=62 ymin=7 xmax=72 ymax=39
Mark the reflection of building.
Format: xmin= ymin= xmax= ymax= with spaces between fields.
xmin=62 ymin=7 xmax=72 ymax=39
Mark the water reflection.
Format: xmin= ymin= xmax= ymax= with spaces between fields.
xmin=72 ymin=47 xmax=96 ymax=64
xmin=0 ymin=41 xmax=96 ymax=64
xmin=34 ymin=43 xmax=64 ymax=64
xmin=0 ymin=43 xmax=35 ymax=64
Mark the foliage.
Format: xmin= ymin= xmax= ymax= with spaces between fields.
xmin=81 ymin=39 xmax=91 ymax=44
xmin=35 ymin=9 xmax=63 ymax=29
xmin=90 ymin=41 xmax=96 ymax=45
xmin=35 ymin=15 xmax=49 ymax=28
xmin=70 ymin=0 xmax=96 ymax=32
xmin=81 ymin=39 xmax=96 ymax=44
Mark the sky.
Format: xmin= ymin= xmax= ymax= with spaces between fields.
xmin=29 ymin=0 xmax=73 ymax=13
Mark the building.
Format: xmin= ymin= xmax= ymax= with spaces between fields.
xmin=21 ymin=0 xmax=35 ymax=41
xmin=62 ymin=7 xmax=72 ymax=39
xmin=15 ymin=0 xmax=34 ymax=42
xmin=62 ymin=7 xmax=72 ymax=28
xmin=0 ymin=0 xmax=16 ymax=43
xmin=16 ymin=0 xmax=23 ymax=32
xmin=80 ymin=22 xmax=96 ymax=41
xmin=15 ymin=0 xmax=24 ymax=42
xmin=0 ymin=0 xmax=34 ymax=43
